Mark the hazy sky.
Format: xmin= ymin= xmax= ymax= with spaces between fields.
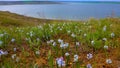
xmin=0 ymin=0 xmax=120 ymax=1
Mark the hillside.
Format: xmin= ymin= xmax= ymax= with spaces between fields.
xmin=0 ymin=1 xmax=61 ymax=5
xmin=0 ymin=11 xmax=70 ymax=27
xmin=0 ymin=11 xmax=120 ymax=68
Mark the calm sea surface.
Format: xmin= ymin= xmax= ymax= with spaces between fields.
xmin=0 ymin=3 xmax=120 ymax=20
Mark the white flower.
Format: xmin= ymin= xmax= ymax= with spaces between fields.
xmin=60 ymin=43 xmax=64 ymax=48
xmin=84 ymin=33 xmax=87 ymax=37
xmin=50 ymin=40 xmax=54 ymax=43
xmin=11 ymin=38 xmax=15 ymax=42
xmin=11 ymin=54 xmax=16 ymax=59
xmin=16 ymin=57 xmax=20 ymax=62
xmin=36 ymin=38 xmax=40 ymax=41
xmin=56 ymin=57 xmax=66 ymax=67
xmin=0 ymin=34 xmax=4 ymax=37
xmin=87 ymin=53 xmax=93 ymax=60
xmin=58 ymin=39 xmax=63 ymax=43
xmin=106 ymin=59 xmax=112 ymax=64
xmin=25 ymin=38 xmax=29 ymax=41
xmin=86 ymin=64 xmax=92 ymax=68
xmin=76 ymin=42 xmax=80 ymax=46
xmin=30 ymin=33 xmax=33 ymax=37
xmin=103 ymin=26 xmax=107 ymax=31
xmin=65 ymin=52 xmax=70 ymax=56
xmin=53 ymin=42 xmax=56 ymax=46
xmin=13 ymin=48 xmax=17 ymax=52
xmin=89 ymin=26 xmax=92 ymax=29
xmin=67 ymin=30 xmax=71 ymax=34
xmin=74 ymin=54 xmax=79 ymax=62
xmin=91 ymin=40 xmax=94 ymax=45
xmin=60 ymin=28 xmax=62 ymax=31
xmin=84 ymin=22 xmax=86 ymax=25
xmin=104 ymin=45 xmax=108 ymax=49
xmin=47 ymin=41 xmax=51 ymax=44
xmin=111 ymin=32 xmax=115 ymax=38
xmin=35 ymin=51 xmax=40 ymax=55
xmin=103 ymin=38 xmax=107 ymax=41
xmin=60 ymin=43 xmax=69 ymax=49
xmin=64 ymin=43 xmax=69 ymax=48
xmin=71 ymin=33 xmax=76 ymax=38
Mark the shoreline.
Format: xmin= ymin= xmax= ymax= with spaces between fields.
xmin=0 ymin=1 xmax=120 ymax=5
xmin=0 ymin=11 xmax=84 ymax=27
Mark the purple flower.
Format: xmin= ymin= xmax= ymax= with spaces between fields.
xmin=106 ymin=59 xmax=112 ymax=64
xmin=86 ymin=64 xmax=92 ymax=68
xmin=52 ymin=42 xmax=56 ymax=46
xmin=60 ymin=42 xmax=69 ymax=49
xmin=87 ymin=53 xmax=93 ymax=60
xmin=58 ymin=39 xmax=63 ymax=43
xmin=76 ymin=42 xmax=80 ymax=46
xmin=0 ymin=50 xmax=8 ymax=56
xmin=13 ymin=48 xmax=17 ymax=52
xmin=56 ymin=57 xmax=66 ymax=67
xmin=11 ymin=38 xmax=15 ymax=42
xmin=74 ymin=54 xmax=79 ymax=62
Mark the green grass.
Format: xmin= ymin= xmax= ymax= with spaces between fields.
xmin=0 ymin=11 xmax=120 ymax=68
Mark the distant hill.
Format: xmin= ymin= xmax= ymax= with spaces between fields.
xmin=0 ymin=1 xmax=120 ymax=5
xmin=61 ymin=1 xmax=120 ymax=4
xmin=0 ymin=1 xmax=61 ymax=5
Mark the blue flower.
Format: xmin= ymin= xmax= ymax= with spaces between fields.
xmin=111 ymin=32 xmax=115 ymax=38
xmin=103 ymin=25 xmax=107 ymax=32
xmin=56 ymin=57 xmax=66 ymax=67
xmin=60 ymin=42 xmax=69 ymax=49
xmin=11 ymin=38 xmax=15 ymax=42
xmin=86 ymin=64 xmax=92 ymax=68
xmin=106 ymin=59 xmax=112 ymax=64
xmin=87 ymin=53 xmax=93 ymax=60
xmin=0 ymin=50 xmax=8 ymax=56
xmin=74 ymin=54 xmax=78 ymax=62
xmin=53 ymin=42 xmax=56 ymax=47
xmin=65 ymin=52 xmax=70 ymax=56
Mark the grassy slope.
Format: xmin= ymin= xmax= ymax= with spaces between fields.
xmin=0 ymin=11 xmax=71 ymax=27
xmin=0 ymin=11 xmax=120 ymax=68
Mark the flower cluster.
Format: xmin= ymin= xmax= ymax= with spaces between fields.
xmin=0 ymin=50 xmax=8 ymax=56
xmin=87 ymin=53 xmax=93 ymax=60
xmin=56 ymin=57 xmax=66 ymax=67
xmin=74 ymin=54 xmax=79 ymax=62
